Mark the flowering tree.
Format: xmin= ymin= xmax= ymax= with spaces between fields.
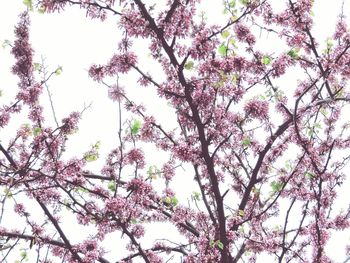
xmin=1 ymin=0 xmax=350 ymax=262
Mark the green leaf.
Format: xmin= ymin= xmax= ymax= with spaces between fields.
xmin=221 ymin=30 xmax=230 ymax=39
xmin=326 ymin=38 xmax=333 ymax=49
xmin=239 ymin=0 xmax=249 ymax=5
xmin=131 ymin=119 xmax=142 ymax=135
xmin=107 ymin=181 xmax=116 ymax=192
xmin=33 ymin=127 xmax=41 ymax=136
xmin=38 ymin=7 xmax=46 ymax=14
xmin=261 ymin=56 xmax=272 ymax=65
xmin=229 ymin=0 xmax=236 ymax=8
xmin=304 ymin=172 xmax=315 ymax=179
xmin=231 ymin=73 xmax=238 ymax=83
xmin=23 ymin=0 xmax=33 ymax=10
xmin=285 ymin=160 xmax=292 ymax=170
xmin=229 ymin=38 xmax=237 ymax=46
xmin=4 ymin=188 xmax=12 ymax=198
xmin=287 ymin=48 xmax=300 ymax=59
xmin=164 ymin=196 xmax=171 ymax=204
xmin=199 ymin=11 xmax=207 ymax=22
xmin=0 ymin=90 xmax=3 ymax=97
xmin=319 ymin=108 xmax=327 ymax=116
xmin=252 ymin=187 xmax=261 ymax=199
xmin=163 ymin=196 xmax=178 ymax=207
xmin=63 ymin=199 xmax=70 ymax=210
xmin=242 ymin=137 xmax=251 ymax=147
xmin=93 ymin=141 xmax=101 ymax=150
xmin=147 ymin=166 xmax=153 ymax=178
xmin=192 ymin=191 xmax=200 ymax=201
xmin=273 ymin=89 xmax=284 ymax=102
xmin=34 ymin=63 xmax=41 ymax=71
xmin=238 ymin=209 xmax=244 ymax=217
xmin=171 ymin=196 xmax=178 ymax=206
xmin=218 ymin=43 xmax=228 ymax=56
xmin=273 ymin=225 xmax=282 ymax=231
xmin=307 ymin=126 xmax=314 ymax=136
xmin=75 ymin=186 xmax=88 ymax=193
xmin=147 ymin=165 xmax=159 ymax=179
xmin=239 ymin=226 xmax=245 ymax=233
xmin=184 ymin=61 xmax=194 ymax=70
xmin=270 ymin=181 xmax=283 ymax=192
xmin=2 ymin=39 xmax=11 ymax=49
xmin=217 ymin=240 xmax=224 ymax=250
xmin=84 ymin=153 xmax=98 ymax=162
xmin=55 ymin=66 xmax=63 ymax=75
xmin=20 ymin=250 xmax=27 ymax=258
xmin=209 ymin=240 xmax=215 ymax=247
xmin=156 ymin=168 xmax=161 ymax=177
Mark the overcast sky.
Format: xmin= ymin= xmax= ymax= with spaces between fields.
xmin=0 ymin=0 xmax=349 ymax=262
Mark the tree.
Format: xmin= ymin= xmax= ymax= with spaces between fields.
xmin=1 ymin=0 xmax=350 ymax=262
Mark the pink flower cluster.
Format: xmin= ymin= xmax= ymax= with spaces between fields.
xmin=40 ymin=0 xmax=68 ymax=13
xmin=108 ymin=84 xmax=124 ymax=101
xmin=11 ymin=12 xmax=33 ymax=89
xmin=125 ymin=148 xmax=145 ymax=168
xmin=16 ymin=83 xmax=43 ymax=105
xmin=61 ymin=112 xmax=80 ymax=134
xmin=89 ymin=52 xmax=137 ymax=82
xmin=77 ymin=239 xmax=103 ymax=262
xmin=244 ymin=99 xmax=269 ymax=120
xmin=119 ymin=10 xmax=151 ymax=38
xmin=109 ymin=53 xmax=137 ymax=74
xmin=234 ymin=23 xmax=256 ymax=45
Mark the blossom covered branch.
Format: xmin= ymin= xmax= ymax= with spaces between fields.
xmin=1 ymin=0 xmax=350 ymax=263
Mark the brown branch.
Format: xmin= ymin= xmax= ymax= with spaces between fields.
xmin=235 ymin=117 xmax=293 ymax=224
xmin=164 ymin=0 xmax=180 ymax=23
xmin=0 ymin=231 xmax=110 ymax=263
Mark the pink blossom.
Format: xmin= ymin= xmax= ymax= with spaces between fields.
xmin=334 ymin=19 xmax=348 ymax=39
xmin=244 ymin=99 xmax=269 ymax=120
xmin=14 ymin=203 xmax=27 ymax=216
xmin=107 ymin=52 xmax=137 ymax=74
xmin=145 ymin=251 xmax=163 ymax=263
xmin=138 ymin=76 xmax=151 ymax=87
xmin=108 ymin=84 xmax=124 ymax=101
xmin=41 ymin=0 xmax=67 ymax=13
xmin=11 ymin=12 xmax=33 ymax=89
xmin=140 ymin=116 xmax=158 ymax=142
xmin=130 ymin=224 xmax=145 ymax=238
xmin=86 ymin=5 xmax=107 ymax=21
xmin=234 ymin=23 xmax=256 ymax=45
xmin=105 ymin=196 xmax=126 ymax=212
xmin=28 ymin=105 xmax=44 ymax=122
xmin=1 ymin=1 xmax=350 ymax=262
xmin=77 ymin=239 xmax=103 ymax=262
xmin=173 ymin=143 xmax=197 ymax=162
xmin=125 ymin=148 xmax=145 ymax=168
xmin=16 ymin=83 xmax=43 ymax=105
xmin=119 ymin=10 xmax=151 ymax=38
xmin=162 ymin=161 xmax=175 ymax=181
xmin=61 ymin=112 xmax=80 ymax=134
xmin=0 ymin=110 xmax=10 ymax=127
xmin=332 ymin=214 xmax=350 ymax=230
xmin=88 ymin=64 xmax=105 ymax=82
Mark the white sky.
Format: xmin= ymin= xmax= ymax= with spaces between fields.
xmin=0 ymin=0 xmax=350 ymax=262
